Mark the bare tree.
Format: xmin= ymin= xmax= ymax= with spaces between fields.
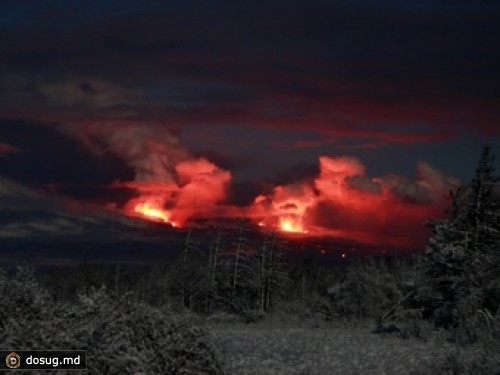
xmin=206 ymin=226 xmax=223 ymax=313
xmin=170 ymin=230 xmax=209 ymax=311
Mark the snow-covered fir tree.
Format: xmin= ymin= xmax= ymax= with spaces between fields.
xmin=419 ymin=145 xmax=500 ymax=335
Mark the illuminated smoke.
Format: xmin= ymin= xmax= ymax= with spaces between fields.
xmin=61 ymin=122 xmax=459 ymax=247
xmin=250 ymin=184 xmax=316 ymax=234
xmin=250 ymin=155 xmax=459 ymax=247
xmin=62 ymin=123 xmax=232 ymax=227
xmin=169 ymin=158 xmax=232 ymax=225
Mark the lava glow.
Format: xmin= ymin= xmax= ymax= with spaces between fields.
xmin=132 ymin=201 xmax=176 ymax=227
xmin=123 ymin=156 xmax=232 ymax=228
xmin=112 ymin=131 xmax=458 ymax=248
xmin=247 ymin=156 xmax=458 ymax=247
xmin=279 ymin=216 xmax=306 ymax=234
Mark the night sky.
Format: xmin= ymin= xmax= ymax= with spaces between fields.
xmin=1 ymin=0 xmax=499 ymax=249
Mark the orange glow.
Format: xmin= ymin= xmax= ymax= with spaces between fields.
xmin=74 ymin=123 xmax=459 ymax=249
xmin=246 ymin=155 xmax=457 ymax=248
xmin=131 ymin=200 xmax=177 ymax=227
xmin=249 ymin=183 xmax=315 ymax=235
xmin=134 ymin=202 xmax=173 ymax=224
xmin=115 ymin=150 xmax=456 ymax=249
xmin=279 ymin=216 xmax=305 ymax=234
xmin=123 ymin=157 xmax=231 ymax=227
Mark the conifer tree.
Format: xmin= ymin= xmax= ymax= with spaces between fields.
xmin=419 ymin=145 xmax=500 ymax=330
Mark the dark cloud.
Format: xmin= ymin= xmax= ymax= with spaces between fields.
xmin=191 ymin=150 xmax=249 ymax=173
xmin=345 ymin=175 xmax=382 ymax=195
xmin=0 ymin=118 xmax=134 ymax=191
xmin=0 ymin=176 xmax=43 ymax=201
xmin=272 ymin=162 xmax=319 ymax=186
xmin=227 ymin=180 xmax=271 ymax=207
xmin=0 ymin=0 xmax=497 ymax=245
xmin=386 ymin=177 xmax=434 ymax=204
xmin=60 ymin=185 xmax=133 ymax=208
xmin=0 ymin=142 xmax=21 ymax=158
xmin=0 ymin=1 xmax=498 ymax=141
xmin=381 ymin=161 xmax=460 ymax=204
xmin=0 ymin=75 xmax=141 ymax=119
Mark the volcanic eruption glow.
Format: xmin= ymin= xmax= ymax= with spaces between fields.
xmin=279 ymin=216 xmax=306 ymax=234
xmin=75 ymin=123 xmax=460 ymax=248
xmin=123 ymin=156 xmax=232 ymax=228
xmin=118 ymin=153 xmax=459 ymax=247
xmin=133 ymin=201 xmax=176 ymax=226
xmin=246 ymin=156 xmax=459 ymax=247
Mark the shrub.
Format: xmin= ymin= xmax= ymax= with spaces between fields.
xmin=333 ymin=259 xmax=402 ymax=319
xmin=0 ymin=267 xmax=224 ymax=374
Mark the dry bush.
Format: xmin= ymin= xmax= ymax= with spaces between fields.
xmin=1 ymin=266 xmax=224 ymax=374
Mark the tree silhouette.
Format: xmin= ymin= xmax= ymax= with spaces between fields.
xmin=419 ymin=145 xmax=500 ymax=337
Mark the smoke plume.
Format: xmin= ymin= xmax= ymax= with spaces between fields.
xmin=58 ymin=122 xmax=459 ymax=248
xmin=250 ymin=155 xmax=459 ymax=248
xmin=60 ymin=123 xmax=232 ymax=226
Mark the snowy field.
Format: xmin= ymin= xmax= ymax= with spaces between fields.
xmin=209 ymin=322 xmax=456 ymax=375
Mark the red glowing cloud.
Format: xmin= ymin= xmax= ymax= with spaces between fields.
xmin=251 ymin=183 xmax=316 ymax=234
xmin=172 ymin=158 xmax=232 ymax=224
xmin=124 ymin=157 xmax=231 ymax=227
xmin=120 ymin=155 xmax=232 ymax=227
xmin=249 ymin=156 xmax=459 ymax=248
xmin=67 ymin=123 xmax=233 ymax=227
xmin=119 ymin=143 xmax=458 ymax=249
xmin=56 ymin=122 xmax=460 ymax=249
